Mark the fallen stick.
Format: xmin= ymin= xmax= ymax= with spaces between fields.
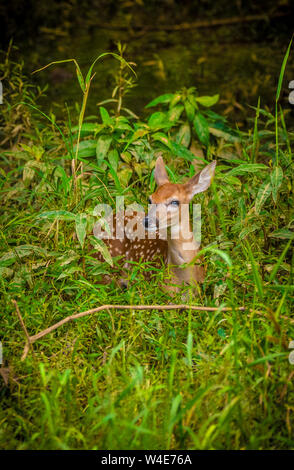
xmin=12 ymin=300 xmax=33 ymax=361
xmin=90 ymin=12 xmax=288 ymax=32
xmin=16 ymin=303 xmax=261 ymax=361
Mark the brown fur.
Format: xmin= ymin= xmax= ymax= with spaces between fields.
xmin=92 ymin=157 xmax=216 ymax=292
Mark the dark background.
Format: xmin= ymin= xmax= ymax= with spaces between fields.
xmin=1 ymin=0 xmax=293 ymax=124
xmin=0 ymin=0 xmax=293 ymax=48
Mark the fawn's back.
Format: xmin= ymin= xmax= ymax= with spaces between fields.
xmin=94 ymin=211 xmax=168 ymax=267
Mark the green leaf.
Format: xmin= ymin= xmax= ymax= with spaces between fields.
xmin=75 ymin=213 xmax=88 ymax=248
xmin=176 ymin=123 xmax=191 ymax=148
xmin=73 ymin=139 xmax=97 ymax=158
xmin=193 ymin=113 xmax=210 ymax=146
xmin=133 ymin=162 xmax=144 ymax=178
xmin=276 ymin=39 xmax=292 ymax=102
xmin=222 ymin=174 xmax=242 ymax=186
xmin=196 ymin=94 xmax=219 ymax=107
xmin=167 ymin=104 xmax=184 ymax=123
xmin=37 ymin=210 xmax=76 ymax=221
xmin=96 ymin=135 xmax=112 ymax=166
xmin=76 ymin=66 xmax=85 ymax=92
xmin=0 ymin=245 xmax=47 ymax=267
xmin=108 ymin=148 xmax=119 ymax=172
xmin=148 ymin=112 xmax=170 ymax=129
xmin=170 ymin=141 xmax=203 ymax=162
xmin=21 ymin=144 xmax=45 ymax=160
xmin=228 ymin=163 xmax=268 ymax=176
xmin=203 ymin=109 xmax=227 ymax=122
xmin=115 ymin=119 xmax=133 ymax=131
xmin=152 ymin=132 xmax=172 ymax=150
xmin=194 ymin=246 xmax=232 ymax=268
xmin=57 ymin=251 xmax=80 ymax=266
xmin=90 ymin=237 xmax=113 ymax=266
xmin=124 ymin=128 xmax=149 ymax=150
xmin=169 ymin=93 xmax=182 ymax=108
xmin=107 ymin=163 xmax=122 ymax=190
xmin=0 ymin=267 xmax=14 ymax=279
xmin=217 ymin=328 xmax=226 ymax=339
xmin=23 ymin=161 xmax=45 ymax=186
xmin=239 ymin=224 xmax=260 ymax=240
xmin=115 ymin=115 xmax=130 ymax=125
xmin=270 ymin=166 xmax=283 ymax=203
xmin=269 ymin=229 xmax=294 ymax=240
xmin=248 ymin=353 xmax=285 ymax=367
xmin=118 ymin=168 xmax=133 ymax=187
xmin=121 ymin=151 xmax=132 ymax=164
xmin=208 ymin=126 xmax=240 ymax=143
xmin=148 ymin=105 xmax=184 ymax=128
xmin=254 ymin=180 xmax=272 ymax=214
xmin=99 ymin=106 xmax=111 ymax=125
xmin=71 ymin=123 xmax=102 ymax=135
xmin=184 ymin=100 xmax=195 ymax=121
xmin=57 ymin=265 xmax=82 ymax=280
xmin=145 ymin=93 xmax=174 ymax=108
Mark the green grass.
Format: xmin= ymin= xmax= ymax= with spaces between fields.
xmin=0 ymin=44 xmax=294 ymax=450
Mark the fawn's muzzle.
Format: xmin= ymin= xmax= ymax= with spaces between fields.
xmin=143 ymin=216 xmax=157 ymax=230
xmin=143 ymin=205 xmax=158 ymax=231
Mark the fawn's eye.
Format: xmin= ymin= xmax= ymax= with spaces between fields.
xmin=148 ymin=197 xmax=152 ymax=204
xmin=170 ymin=200 xmax=179 ymax=206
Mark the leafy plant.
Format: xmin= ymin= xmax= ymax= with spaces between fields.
xmin=145 ymin=86 xmax=239 ymax=149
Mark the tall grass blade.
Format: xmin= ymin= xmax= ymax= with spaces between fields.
xmin=275 ymin=38 xmax=292 ymax=165
xmin=244 ymin=240 xmax=264 ymax=299
xmin=269 ymin=238 xmax=293 ymax=283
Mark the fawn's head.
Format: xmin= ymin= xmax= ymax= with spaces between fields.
xmin=144 ymin=157 xmax=216 ymax=231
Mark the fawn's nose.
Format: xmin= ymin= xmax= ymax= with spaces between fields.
xmin=143 ymin=217 xmax=149 ymax=228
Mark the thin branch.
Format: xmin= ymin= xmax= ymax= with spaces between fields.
xmin=12 ymin=300 xmax=32 ymax=361
xmin=91 ymin=12 xmax=287 ymax=32
xmin=29 ymin=304 xmax=248 ymax=342
xmin=16 ymin=302 xmax=294 ymax=361
xmin=18 ymin=303 xmax=261 ymax=360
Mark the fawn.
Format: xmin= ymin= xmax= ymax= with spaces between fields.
xmin=94 ymin=157 xmax=216 ymax=293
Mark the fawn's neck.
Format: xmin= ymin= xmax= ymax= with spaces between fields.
xmin=166 ymin=217 xmax=203 ymax=285
xmin=167 ymin=216 xmax=199 ymax=262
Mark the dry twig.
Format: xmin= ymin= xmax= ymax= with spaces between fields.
xmin=13 ymin=303 xmax=261 ymax=361
xmin=91 ymin=12 xmax=287 ymax=33
xmin=13 ymin=301 xmax=293 ymax=361
xmin=12 ymin=299 xmax=33 ymax=361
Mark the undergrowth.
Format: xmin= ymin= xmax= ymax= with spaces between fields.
xmin=0 ymin=42 xmax=293 ymax=450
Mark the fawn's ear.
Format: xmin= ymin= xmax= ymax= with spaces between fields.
xmin=154 ymin=156 xmax=169 ymax=186
xmin=184 ymin=161 xmax=216 ymax=200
